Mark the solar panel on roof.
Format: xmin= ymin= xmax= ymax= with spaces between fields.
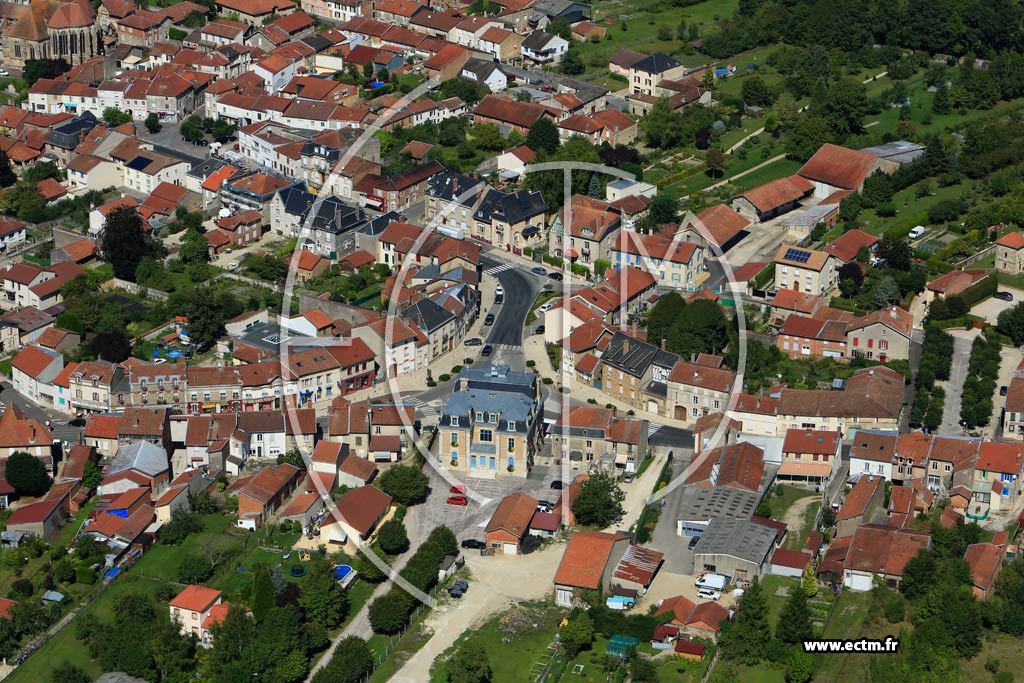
xmin=784 ymin=248 xmax=811 ymax=263
xmin=126 ymin=156 xmax=150 ymax=171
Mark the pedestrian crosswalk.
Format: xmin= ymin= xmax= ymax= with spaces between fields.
xmin=488 ymin=343 xmax=521 ymax=352
xmin=484 ymin=264 xmax=514 ymax=276
xmin=649 ymin=422 xmax=666 ymax=436
xmin=407 ymin=397 xmax=441 ymax=421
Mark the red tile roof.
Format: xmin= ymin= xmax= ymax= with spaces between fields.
xmin=845 ymin=524 xmax=930 ymax=576
xmin=837 ymin=475 xmax=883 ymax=521
xmin=554 ymin=530 xmax=628 ymax=589
xmin=486 ymin=492 xmax=538 ymax=539
xmin=824 ymin=229 xmax=878 ymax=263
xmin=771 ymin=548 xmax=811 ymax=569
xmin=996 ymin=231 xmax=1024 ymax=249
xmin=169 ymin=584 xmax=221 ymax=613
xmin=331 ymin=485 xmax=392 ymax=536
xmin=740 ymin=175 xmax=813 ymax=213
xmin=964 ymin=542 xmax=1002 ymax=593
xmin=926 ymin=269 xmax=990 ymax=296
xmin=12 ymin=345 xmax=59 ymax=379
xmin=798 ymin=144 xmax=876 ymax=190
xmin=783 ymin=428 xmax=841 ymax=455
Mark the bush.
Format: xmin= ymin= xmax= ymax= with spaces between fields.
xmin=438 ymin=374 xmax=451 ymax=382
xmin=75 ymin=566 xmax=96 ymax=584
xmin=8 ymin=578 xmax=32 ymax=599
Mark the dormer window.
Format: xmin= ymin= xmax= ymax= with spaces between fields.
xmin=450 ymin=416 xmax=458 ymax=427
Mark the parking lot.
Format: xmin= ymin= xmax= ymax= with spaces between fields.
xmin=970 ymin=286 xmax=1024 ymax=324
xmin=422 ymin=464 xmax=563 ymax=544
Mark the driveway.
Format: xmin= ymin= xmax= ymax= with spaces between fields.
xmin=971 ymin=287 xmax=1024 ymax=325
xmin=390 ymin=542 xmax=565 ymax=683
xmin=939 ymin=329 xmax=979 ymax=435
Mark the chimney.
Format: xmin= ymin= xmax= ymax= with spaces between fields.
xmin=452 ymin=177 xmax=458 ymax=194
xmin=631 ymin=321 xmax=637 ymax=337
xmin=622 ymin=340 xmax=629 ymax=354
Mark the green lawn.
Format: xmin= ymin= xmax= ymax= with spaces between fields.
xmin=130 ymin=513 xmax=247 ymax=583
xmin=7 ymin=578 xmax=164 ymax=683
xmin=814 ymin=589 xmax=874 ymax=682
xmin=726 ymin=158 xmax=804 ymax=195
xmin=428 ymin=605 xmax=564 ymax=682
xmin=768 ymin=486 xmax=818 ymax=520
xmin=568 ymin=0 xmax=740 ymax=86
xmin=367 ymin=619 xmax=434 ymax=682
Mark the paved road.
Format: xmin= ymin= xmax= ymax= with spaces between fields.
xmin=939 ymin=330 xmax=978 ymax=435
xmin=480 ymin=255 xmax=538 ymax=350
xmin=1 ymin=381 xmax=82 ymax=447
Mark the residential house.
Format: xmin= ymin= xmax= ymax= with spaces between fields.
xmin=169 ymin=585 xmax=235 ymax=647
xmin=327 ymin=397 xmax=417 ymax=462
xmin=521 ymin=30 xmax=568 ymax=64
xmin=612 ymin=231 xmax=704 ymax=290
xmin=548 ymin=406 xmax=649 ymax=475
xmin=628 ymin=53 xmax=685 ymax=97
xmin=11 ymin=344 xmax=63 ymax=406
xmin=849 ymin=430 xmax=897 ymax=481
xmin=321 ymin=484 xmax=392 ymax=546
xmin=472 ymin=187 xmax=547 ymax=254
xmin=846 ymin=306 xmax=913 ymax=362
xmin=98 ymin=441 xmax=170 ymax=495
xmin=774 ymin=368 xmax=905 ymax=438
xmin=797 ymin=144 xmax=877 ymax=197
xmin=654 ymin=596 xmax=730 ymax=643
xmin=553 ymin=531 xmax=630 ymax=607
xmin=548 ymin=195 xmax=622 ymax=271
xmin=225 ymin=463 xmax=301 ymax=530
xmin=972 ymin=442 xmax=1024 ymax=516
xmin=779 ymin=428 xmax=841 ymax=490
xmin=0 ymin=403 xmax=52 ymax=459
xmin=835 ymin=475 xmax=885 ymax=538
xmin=842 ymin=525 xmax=930 ymax=591
xmin=964 ymin=542 xmax=1003 ymax=600
xmin=598 ymin=332 xmax=679 ymax=416
xmin=666 ymin=356 xmax=736 ymax=423
xmin=777 ymin=315 xmax=848 ymax=360
xmin=772 ymin=245 xmax=838 ymax=297
xmin=472 ymin=95 xmax=555 ymax=137
xmin=69 ymin=361 xmax=125 ymax=414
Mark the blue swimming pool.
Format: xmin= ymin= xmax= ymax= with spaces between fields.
xmin=334 ymin=564 xmax=353 ymax=580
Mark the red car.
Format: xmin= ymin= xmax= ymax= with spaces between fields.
xmin=446 ymin=495 xmax=469 ymax=506
xmin=450 ymin=485 xmax=467 ymax=495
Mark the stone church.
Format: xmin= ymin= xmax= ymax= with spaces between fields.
xmin=1 ymin=0 xmax=100 ymax=68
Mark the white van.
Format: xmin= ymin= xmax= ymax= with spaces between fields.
xmin=694 ymin=573 xmax=728 ymax=590
xmin=908 ymin=226 xmax=926 ymax=239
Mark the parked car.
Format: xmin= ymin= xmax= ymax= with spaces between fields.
xmin=537 ymin=302 xmax=554 ymax=314
xmin=550 ymin=480 xmax=564 ymax=490
xmin=623 ymin=472 xmax=635 ymax=483
xmin=68 ymin=418 xmax=86 ymax=427
xmin=450 ymin=485 xmax=467 ymax=494
xmin=531 ymin=266 xmax=546 ymax=276
xmin=548 ymin=272 xmax=564 ymax=281
xmin=535 ymin=324 xmax=545 ymax=335
xmin=696 ymin=589 xmax=721 ymax=601
xmin=460 ymin=539 xmax=485 ymax=550
xmin=464 ymin=337 xmax=482 ymax=346
xmin=0 ymin=70 xmax=10 ymax=77
xmin=995 ymin=291 xmax=1014 ymax=301
xmin=687 ymin=536 xmax=700 ymax=550
xmin=446 ymin=495 xmax=469 ymax=506
xmin=484 ymin=313 xmax=495 ymax=325
xmin=448 ymin=587 xmax=463 ymax=598
xmin=1001 ymin=385 xmax=1009 ymax=396
xmin=481 ymin=344 xmax=493 ymax=357
xmin=536 ymin=503 xmax=553 ymax=514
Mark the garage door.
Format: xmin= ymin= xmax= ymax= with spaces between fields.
xmin=503 ymin=543 xmax=518 ymax=556
xmin=845 ymin=571 xmax=872 ymax=592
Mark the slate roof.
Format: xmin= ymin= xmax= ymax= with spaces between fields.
xmin=107 ymin=441 xmax=168 ymax=478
